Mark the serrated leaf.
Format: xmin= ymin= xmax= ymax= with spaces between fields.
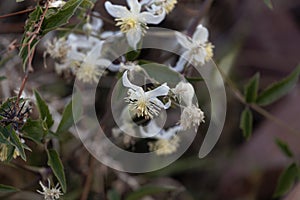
xmin=47 ymin=149 xmax=66 ymax=193
xmin=22 ymin=119 xmax=47 ymax=144
xmin=244 ymin=73 xmax=260 ymax=103
xmin=125 ymin=185 xmax=176 ymax=200
xmin=273 ymin=163 xmax=299 ymax=198
xmin=256 ymin=65 xmax=300 ymax=106
xmin=34 ymin=90 xmax=54 ymax=128
xmin=42 ymin=0 xmax=83 ymax=33
xmin=264 ymin=0 xmax=273 ymax=9
xmin=240 ymin=107 xmax=253 ymax=139
xmin=275 ymin=138 xmax=294 ymax=158
xmin=56 ymin=92 xmax=82 ymax=134
xmin=0 ymin=184 xmax=19 ymax=193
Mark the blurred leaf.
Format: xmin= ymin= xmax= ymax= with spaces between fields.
xmin=185 ymin=76 xmax=204 ymax=82
xmin=275 ymin=138 xmax=294 ymax=158
xmin=140 ymin=62 xmax=182 ymax=87
xmin=0 ymin=76 xmax=6 ymax=81
xmin=107 ymin=189 xmax=121 ymax=200
xmin=56 ymin=92 xmax=82 ymax=134
xmin=256 ymin=65 xmax=300 ymax=106
xmin=47 ymin=149 xmax=67 ymax=193
xmin=244 ymin=73 xmax=260 ymax=103
xmin=240 ymin=107 xmax=253 ymax=139
xmin=126 ymin=50 xmax=141 ymax=61
xmin=274 ymin=163 xmax=299 ymax=198
xmin=22 ymin=119 xmax=47 ymax=144
xmin=34 ymin=90 xmax=54 ymax=128
xmin=263 ymin=0 xmax=273 ymax=9
xmin=42 ymin=0 xmax=83 ymax=33
xmin=0 ymin=184 xmax=19 ymax=193
xmin=125 ymin=185 xmax=176 ymax=200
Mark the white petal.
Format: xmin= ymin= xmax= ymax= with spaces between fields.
xmin=175 ymin=32 xmax=193 ymax=49
xmin=126 ymin=28 xmax=142 ymax=50
xmin=108 ymin=63 xmax=121 ymax=72
xmin=85 ymin=42 xmax=103 ymax=63
xmin=146 ymin=83 xmax=169 ymax=98
xmin=140 ymin=11 xmax=165 ymax=24
xmin=104 ymin=1 xmax=130 ymax=18
xmin=156 ymin=125 xmax=182 ymax=140
xmin=122 ymin=71 xmax=142 ymax=91
xmin=95 ymin=58 xmax=111 ymax=68
xmin=139 ymin=120 xmax=161 ymax=137
xmin=192 ymin=24 xmax=208 ymax=43
xmin=127 ymin=0 xmax=141 ymax=13
xmin=172 ymin=51 xmax=189 ymax=72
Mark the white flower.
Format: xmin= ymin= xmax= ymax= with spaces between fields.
xmin=74 ymin=42 xmax=111 ymax=83
xmin=105 ymin=0 xmax=165 ymax=49
xmin=37 ymin=179 xmax=63 ymax=200
xmin=83 ymin=13 xmax=103 ymax=35
xmin=149 ymin=135 xmax=180 ymax=155
xmin=180 ymin=104 xmax=205 ymax=130
xmin=49 ymin=0 xmax=66 ymax=8
xmin=172 ymin=81 xmax=195 ymax=106
xmin=122 ymin=70 xmax=171 ymax=119
xmin=45 ymin=37 xmax=70 ymax=61
xmin=120 ymin=62 xmax=142 ymax=72
xmin=140 ymin=120 xmax=182 ymax=139
xmin=143 ymin=0 xmax=177 ymax=15
xmin=174 ymin=24 xmax=214 ymax=72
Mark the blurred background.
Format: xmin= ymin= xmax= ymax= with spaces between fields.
xmin=0 ymin=0 xmax=300 ymax=199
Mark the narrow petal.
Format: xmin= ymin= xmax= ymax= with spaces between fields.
xmin=156 ymin=125 xmax=182 ymax=140
xmin=172 ymin=51 xmax=189 ymax=72
xmin=108 ymin=63 xmax=121 ymax=72
xmin=139 ymin=120 xmax=161 ymax=137
xmin=175 ymin=32 xmax=193 ymax=49
xmin=150 ymin=97 xmax=171 ymax=110
xmin=127 ymin=0 xmax=141 ymax=13
xmin=140 ymin=11 xmax=165 ymax=24
xmin=85 ymin=42 xmax=103 ymax=63
xmin=146 ymin=83 xmax=169 ymax=98
xmin=192 ymin=24 xmax=208 ymax=43
xmin=126 ymin=28 xmax=142 ymax=50
xmin=104 ymin=1 xmax=130 ymax=18
xmin=95 ymin=58 xmax=111 ymax=68
xmin=122 ymin=71 xmax=142 ymax=91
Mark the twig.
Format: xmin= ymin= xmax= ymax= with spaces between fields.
xmin=80 ymin=155 xmax=96 ymax=200
xmin=213 ymin=60 xmax=299 ymax=135
xmin=0 ymin=8 xmax=35 ymax=19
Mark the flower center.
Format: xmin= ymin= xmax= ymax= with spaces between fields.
xmin=116 ymin=17 xmax=138 ymax=33
xmin=162 ymin=0 xmax=177 ymax=14
xmin=205 ymin=42 xmax=214 ymax=61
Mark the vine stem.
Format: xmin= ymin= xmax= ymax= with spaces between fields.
xmin=17 ymin=1 xmax=50 ymax=106
xmin=212 ymin=60 xmax=299 ymax=135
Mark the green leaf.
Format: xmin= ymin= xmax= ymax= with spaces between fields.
xmin=19 ymin=6 xmax=43 ymax=70
xmin=22 ymin=119 xmax=47 ymax=144
xmin=0 ymin=76 xmax=6 ymax=81
xmin=257 ymin=65 xmax=300 ymax=106
xmin=56 ymin=92 xmax=82 ymax=134
xmin=275 ymin=138 xmax=294 ymax=158
xmin=125 ymin=185 xmax=176 ymax=200
xmin=42 ymin=0 xmax=84 ymax=34
xmin=240 ymin=107 xmax=253 ymax=139
xmin=274 ymin=163 xmax=299 ymax=198
xmin=107 ymin=189 xmax=121 ymax=200
xmin=47 ymin=149 xmax=67 ymax=193
xmin=34 ymin=90 xmax=54 ymax=128
xmin=0 ymin=125 xmax=26 ymax=160
xmin=244 ymin=73 xmax=260 ymax=103
xmin=0 ymin=184 xmax=19 ymax=193
xmin=264 ymin=0 xmax=273 ymax=9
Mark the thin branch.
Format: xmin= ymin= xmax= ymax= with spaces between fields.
xmin=212 ymin=60 xmax=299 ymax=135
xmin=0 ymin=8 xmax=34 ymax=19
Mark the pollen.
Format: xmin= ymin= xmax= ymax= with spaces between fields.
xmin=205 ymin=42 xmax=214 ymax=62
xmin=116 ymin=18 xmax=138 ymax=33
xmin=162 ymin=0 xmax=177 ymax=14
